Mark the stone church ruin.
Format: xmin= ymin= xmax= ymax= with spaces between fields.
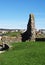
xmin=0 ymin=13 xmax=36 ymax=45
xmin=0 ymin=13 xmax=45 ymax=52
xmin=21 ymin=14 xmax=35 ymax=41
xmin=0 ymin=13 xmax=45 ymax=50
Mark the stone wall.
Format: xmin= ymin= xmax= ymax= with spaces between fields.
xmin=27 ymin=14 xmax=35 ymax=41
xmin=0 ymin=13 xmax=35 ymax=43
xmin=21 ymin=14 xmax=35 ymax=41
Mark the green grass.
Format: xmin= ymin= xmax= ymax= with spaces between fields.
xmin=4 ymin=32 xmax=21 ymax=37
xmin=0 ymin=42 xmax=45 ymax=65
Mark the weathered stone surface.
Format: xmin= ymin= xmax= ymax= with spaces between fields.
xmin=21 ymin=13 xmax=35 ymax=41
xmin=27 ymin=14 xmax=35 ymax=41
xmin=0 ymin=13 xmax=35 ymax=42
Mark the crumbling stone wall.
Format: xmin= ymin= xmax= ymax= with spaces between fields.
xmin=21 ymin=14 xmax=35 ymax=41
xmin=27 ymin=14 xmax=35 ymax=41
xmin=0 ymin=14 xmax=35 ymax=43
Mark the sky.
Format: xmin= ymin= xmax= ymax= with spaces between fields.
xmin=0 ymin=0 xmax=45 ymax=30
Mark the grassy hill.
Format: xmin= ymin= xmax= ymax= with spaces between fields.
xmin=0 ymin=42 xmax=45 ymax=65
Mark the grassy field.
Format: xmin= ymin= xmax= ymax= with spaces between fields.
xmin=0 ymin=42 xmax=45 ymax=65
xmin=4 ymin=32 xmax=21 ymax=37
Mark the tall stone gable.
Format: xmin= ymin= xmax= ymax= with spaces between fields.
xmin=21 ymin=14 xmax=35 ymax=42
xmin=27 ymin=14 xmax=35 ymax=41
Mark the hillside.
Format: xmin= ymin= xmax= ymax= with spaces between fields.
xmin=0 ymin=42 xmax=45 ymax=65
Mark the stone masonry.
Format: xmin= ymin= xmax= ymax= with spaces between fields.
xmin=27 ymin=14 xmax=35 ymax=41
xmin=0 ymin=13 xmax=35 ymax=43
xmin=21 ymin=13 xmax=35 ymax=41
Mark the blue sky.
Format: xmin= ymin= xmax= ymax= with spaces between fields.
xmin=0 ymin=0 xmax=45 ymax=29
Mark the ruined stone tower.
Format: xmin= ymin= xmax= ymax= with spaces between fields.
xmin=27 ymin=14 xmax=35 ymax=41
xmin=21 ymin=13 xmax=35 ymax=42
